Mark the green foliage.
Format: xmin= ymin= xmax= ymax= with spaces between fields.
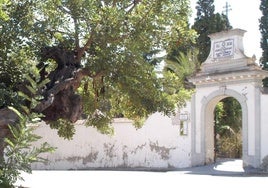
xmin=0 ymin=107 xmax=55 ymax=187
xmin=0 ymin=62 xmax=55 ymax=185
xmin=192 ymin=0 xmax=232 ymax=63
xmin=260 ymin=0 xmax=268 ymax=66
xmin=85 ymin=110 xmax=114 ymax=135
xmin=17 ymin=66 xmax=50 ymax=122
xmin=78 ymin=49 xmax=196 ymax=133
xmin=259 ymin=0 xmax=268 ymax=86
xmin=0 ymin=65 xmax=54 ymax=186
xmin=0 ymin=0 xmax=9 ymax=21
xmin=164 ymin=50 xmax=200 ymax=89
xmin=0 ymin=83 xmax=20 ymax=109
xmin=166 ymin=0 xmax=197 ymax=56
xmin=49 ymin=119 xmax=76 ymax=140
xmin=217 ymin=98 xmax=242 ymax=134
xmin=214 ymin=98 xmax=242 ymax=158
xmin=0 ymin=1 xmax=44 ymax=110
xmin=0 ymin=0 xmax=196 ymax=137
xmin=214 ymin=101 xmax=224 ymax=133
xmin=161 ymin=50 xmax=198 ymax=113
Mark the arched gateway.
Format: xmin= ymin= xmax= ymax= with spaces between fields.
xmin=189 ymin=29 xmax=268 ymax=171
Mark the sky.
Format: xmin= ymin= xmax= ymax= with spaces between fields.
xmin=190 ymin=0 xmax=262 ymax=61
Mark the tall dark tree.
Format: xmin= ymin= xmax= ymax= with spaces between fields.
xmin=192 ymin=0 xmax=231 ymax=63
xmin=259 ymin=0 xmax=268 ymax=87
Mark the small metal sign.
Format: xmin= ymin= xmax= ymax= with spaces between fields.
xmin=179 ymin=113 xmax=189 ymax=121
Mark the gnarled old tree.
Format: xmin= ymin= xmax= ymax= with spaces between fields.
xmin=0 ymin=0 xmax=196 ymax=156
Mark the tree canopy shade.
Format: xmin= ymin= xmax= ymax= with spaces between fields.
xmin=0 ymin=0 xmax=196 ymax=138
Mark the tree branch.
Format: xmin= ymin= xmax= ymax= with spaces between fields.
xmin=76 ymin=32 xmax=94 ymax=62
xmin=34 ymin=70 xmax=82 ymax=113
xmin=127 ymin=0 xmax=142 ymax=14
xmin=58 ymin=5 xmax=71 ymax=15
xmin=33 ymin=68 xmax=103 ymax=113
xmin=73 ymin=16 xmax=80 ymax=50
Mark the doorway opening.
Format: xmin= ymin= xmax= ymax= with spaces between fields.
xmin=214 ymin=97 xmax=242 ymax=161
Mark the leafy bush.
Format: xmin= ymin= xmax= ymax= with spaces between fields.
xmin=50 ymin=118 xmax=76 ymax=140
xmin=0 ymin=108 xmax=55 ymax=187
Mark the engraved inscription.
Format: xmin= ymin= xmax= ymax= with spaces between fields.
xmin=213 ymin=39 xmax=234 ymax=58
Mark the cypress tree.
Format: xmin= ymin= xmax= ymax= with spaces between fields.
xmin=259 ymin=0 xmax=268 ymax=87
xmin=192 ymin=0 xmax=231 ymax=63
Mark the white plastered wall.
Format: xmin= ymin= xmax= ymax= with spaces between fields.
xmin=31 ymin=105 xmax=192 ymax=170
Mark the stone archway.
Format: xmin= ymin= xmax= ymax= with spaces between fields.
xmin=189 ymin=29 xmax=268 ymax=170
xmin=201 ymin=89 xmax=247 ymax=164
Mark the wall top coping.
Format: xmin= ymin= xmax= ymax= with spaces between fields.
xmin=208 ymin=28 xmax=246 ymax=39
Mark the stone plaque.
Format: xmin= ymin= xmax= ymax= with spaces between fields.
xmin=213 ymin=39 xmax=234 ymax=58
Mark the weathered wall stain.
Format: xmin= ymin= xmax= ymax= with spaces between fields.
xmin=31 ymin=112 xmax=193 ymax=170
xmin=58 ymin=150 xmax=99 ymax=165
xmin=82 ymin=151 xmax=99 ymax=164
xmin=103 ymin=143 xmax=116 ymax=158
xmin=149 ymin=140 xmax=176 ymax=160
xmin=65 ymin=156 xmax=82 ymax=162
xmin=122 ymin=145 xmax=128 ymax=166
xmin=130 ymin=143 xmax=147 ymax=155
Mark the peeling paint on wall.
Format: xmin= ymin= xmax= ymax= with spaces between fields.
xmin=149 ymin=140 xmax=176 ymax=160
xmin=122 ymin=145 xmax=128 ymax=166
xmin=65 ymin=156 xmax=81 ymax=163
xmin=57 ymin=150 xmax=99 ymax=165
xmin=103 ymin=143 xmax=116 ymax=158
xmin=82 ymin=151 xmax=99 ymax=164
xmin=31 ymin=112 xmax=192 ymax=170
xmin=131 ymin=143 xmax=147 ymax=155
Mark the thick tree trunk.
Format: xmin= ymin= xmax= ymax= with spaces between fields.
xmin=0 ymin=45 xmax=92 ymax=157
xmin=42 ymin=89 xmax=82 ymax=123
xmin=35 ymin=46 xmax=85 ymax=123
